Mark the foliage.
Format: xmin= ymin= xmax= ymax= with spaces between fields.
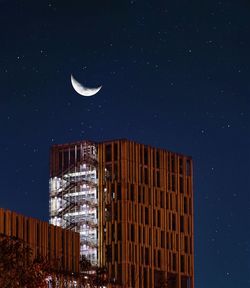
xmin=79 ymin=255 xmax=109 ymax=288
xmin=0 ymin=235 xmax=49 ymax=288
xmin=0 ymin=235 xmax=110 ymax=287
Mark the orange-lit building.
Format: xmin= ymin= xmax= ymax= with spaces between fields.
xmin=0 ymin=208 xmax=80 ymax=276
xmin=50 ymin=139 xmax=194 ymax=288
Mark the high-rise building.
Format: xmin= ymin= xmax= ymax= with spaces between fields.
xmin=49 ymin=139 xmax=194 ymax=288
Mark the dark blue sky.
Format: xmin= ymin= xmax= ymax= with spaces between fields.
xmin=0 ymin=1 xmax=249 ymax=287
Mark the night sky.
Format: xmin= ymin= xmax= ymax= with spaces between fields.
xmin=0 ymin=1 xmax=249 ymax=287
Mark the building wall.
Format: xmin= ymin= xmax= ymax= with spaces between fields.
xmin=0 ymin=208 xmax=80 ymax=274
xmin=98 ymin=139 xmax=194 ymax=288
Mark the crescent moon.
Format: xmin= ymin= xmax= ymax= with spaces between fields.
xmin=71 ymin=74 xmax=102 ymax=97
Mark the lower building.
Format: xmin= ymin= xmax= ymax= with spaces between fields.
xmin=0 ymin=208 xmax=80 ymax=279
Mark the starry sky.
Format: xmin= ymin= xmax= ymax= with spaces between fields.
xmin=0 ymin=0 xmax=249 ymax=287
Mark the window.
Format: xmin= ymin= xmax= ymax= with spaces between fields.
xmin=153 ymin=210 xmax=156 ymax=226
xmin=144 ymin=267 xmax=148 ymax=287
xmin=155 ymin=189 xmax=158 ymax=206
xmin=142 ymin=187 xmax=145 ymax=204
xmin=145 ymin=207 xmax=149 ymax=225
xmin=117 ymin=264 xmax=122 ymax=284
xmin=112 ymin=224 xmax=115 ymax=241
xmin=141 ymin=246 xmax=144 ymax=264
xmin=161 ymin=231 xmax=165 ymax=248
xmin=180 ymin=177 xmax=184 ymax=194
xmin=189 ymin=198 xmax=192 ymax=214
xmin=141 ymin=206 xmax=144 ymax=225
xmin=184 ymin=197 xmax=188 ymax=214
xmin=171 ymin=155 xmax=175 ymax=172
xmin=59 ymin=152 xmax=63 ymax=170
xmin=170 ymin=233 xmax=173 ymax=249
xmin=63 ymin=150 xmax=69 ymax=168
xmin=181 ymin=255 xmax=185 ymax=273
xmin=157 ymin=210 xmax=161 ymax=228
xmin=37 ymin=223 xmax=40 ymax=247
xmin=117 ymin=183 xmax=121 ymax=200
xmin=172 ymin=175 xmax=176 ymax=192
xmin=3 ymin=213 xmax=6 ymax=234
xmin=114 ymin=203 xmax=118 ymax=221
xmin=172 ymin=214 xmax=176 ymax=231
xmin=115 ymin=244 xmax=118 ymax=261
xmin=16 ymin=216 xmax=19 ymax=237
xmin=173 ymin=253 xmax=176 ymax=271
xmin=105 ymin=144 xmax=112 ymax=162
xmin=70 ymin=150 xmax=75 ymax=165
xmin=117 ymin=223 xmax=122 ymax=241
xmin=158 ymin=250 xmax=161 ymax=268
xmin=179 ymin=158 xmax=183 ymax=174
xmin=186 ymin=178 xmax=190 ymax=195
xmin=145 ymin=248 xmax=149 ymax=265
xmin=131 ymin=265 xmax=135 ymax=286
xmin=144 ymin=168 xmax=148 ymax=184
xmin=76 ymin=148 xmax=81 ymax=162
xmin=154 ymin=250 xmax=157 ymax=267
xmin=131 ymin=224 xmax=135 ymax=242
xmin=138 ymin=186 xmax=141 ymax=203
xmin=168 ymin=173 xmax=171 ymax=190
xmin=130 ymin=184 xmax=134 ymax=202
xmin=26 ymin=219 xmax=29 ymax=243
xmin=144 ymin=147 xmax=148 ymax=165
xmin=148 ymin=188 xmax=151 ymax=205
xmin=114 ymin=143 xmax=118 ymax=161
xmin=106 ymin=164 xmax=112 ymax=180
xmin=186 ymin=160 xmax=191 ymax=176
xmin=184 ymin=236 xmax=188 ymax=253
xmin=156 ymin=151 xmax=160 ymax=168
xmin=157 ymin=171 xmax=160 ymax=187
xmin=160 ymin=191 xmax=164 ymax=208
xmin=114 ymin=163 xmax=118 ymax=180
xmin=166 ymin=233 xmax=169 ymax=249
